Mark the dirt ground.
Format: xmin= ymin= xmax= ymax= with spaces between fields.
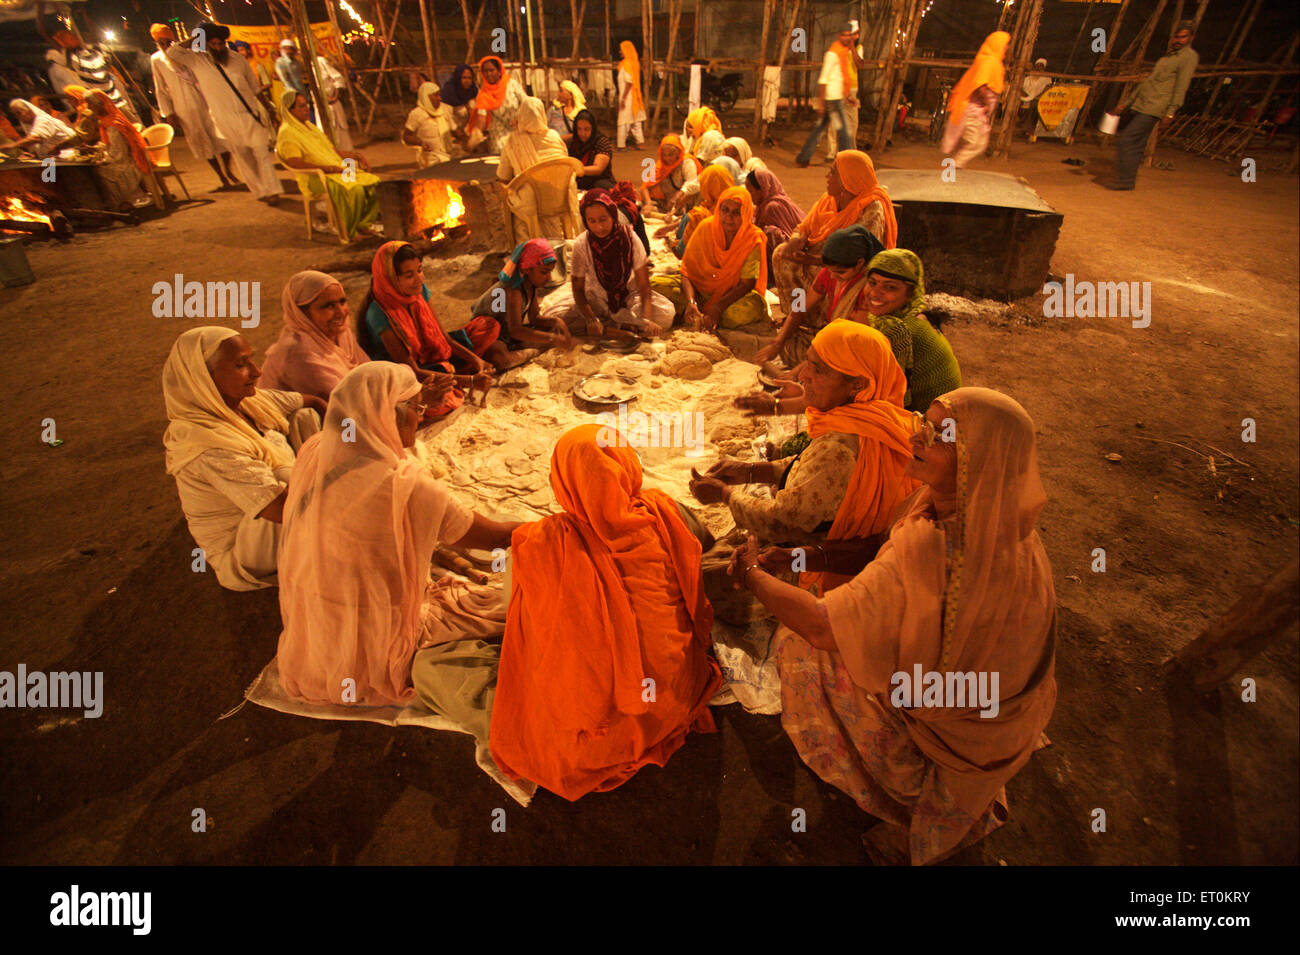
xmin=1 ymin=114 xmax=1296 ymax=866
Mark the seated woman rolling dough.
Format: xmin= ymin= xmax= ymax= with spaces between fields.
xmin=277 ymin=362 xmax=519 ymax=722
xmin=771 ymin=150 xmax=896 ymax=322
xmin=690 ymin=323 xmax=915 ymax=580
xmin=650 ymin=186 xmax=769 ymax=330
xmin=468 ymin=239 xmax=574 ymax=351
xmin=672 ymin=163 xmax=735 ymax=259
xmin=276 ymin=90 xmax=380 ymax=242
xmin=163 ymin=326 xmax=325 ymax=592
xmin=357 ymin=242 xmax=519 ymax=418
xmin=757 ymin=224 xmax=885 ymax=369
xmin=488 ymin=423 xmax=723 ymax=801
xmin=729 ymin=387 xmax=1056 ymax=865
xmin=538 ymin=189 xmax=674 ymax=339
xmin=638 ymin=133 xmax=699 ymax=214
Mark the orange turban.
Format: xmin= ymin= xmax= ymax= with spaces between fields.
xmin=150 ymin=23 xmax=176 ymax=42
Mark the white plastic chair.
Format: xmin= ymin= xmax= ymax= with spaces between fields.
xmin=503 ymin=156 xmax=583 ymax=247
xmin=276 ymin=153 xmax=347 ymax=245
xmin=140 ymin=123 xmax=190 ymax=201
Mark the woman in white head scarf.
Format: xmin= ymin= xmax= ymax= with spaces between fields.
xmin=496 ymin=95 xmax=568 ymax=182
xmin=162 ymin=326 xmax=324 ymax=591
xmin=4 ymin=98 xmax=74 ymax=157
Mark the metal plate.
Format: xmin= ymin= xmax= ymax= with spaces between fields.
xmin=573 ymin=373 xmax=639 ymax=407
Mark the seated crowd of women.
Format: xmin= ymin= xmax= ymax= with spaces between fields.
xmin=160 ymin=120 xmax=1051 ymax=864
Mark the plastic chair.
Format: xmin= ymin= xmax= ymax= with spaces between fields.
xmin=140 ymin=124 xmax=190 ymax=202
xmin=275 ymin=153 xmax=348 ymax=245
xmin=503 ymin=155 xmax=583 ymax=247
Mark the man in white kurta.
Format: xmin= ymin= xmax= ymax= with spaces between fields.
xmin=166 ymin=23 xmax=283 ymax=202
xmin=150 ymin=24 xmax=236 ymax=188
xmin=317 ymin=56 xmax=353 ymax=152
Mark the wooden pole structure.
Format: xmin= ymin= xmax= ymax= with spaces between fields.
xmin=641 ymin=0 xmax=652 ymax=136
xmin=1077 ymin=0 xmax=1133 ymax=135
xmin=1200 ymin=0 xmax=1260 ymax=118
xmin=605 ymin=0 xmax=611 ymax=61
xmin=363 ymin=0 xmax=404 ymax=134
xmin=1064 ymin=0 xmax=1100 ymax=77
xmin=992 ymin=0 xmax=1045 ymax=159
xmin=868 ymin=0 xmax=922 ymax=153
xmin=570 ymin=0 xmax=589 ymax=59
xmin=507 ymin=0 xmax=519 ymax=62
xmin=537 ymin=0 xmax=549 ymax=60
xmin=1119 ymin=0 xmax=1169 ymax=66
xmin=651 ymin=0 xmax=684 ymax=137
xmin=772 ymin=0 xmax=803 ymax=126
xmin=416 ymin=0 xmax=435 ymax=77
xmin=287 ymin=0 xmax=337 ymax=144
xmin=1166 ymin=558 xmax=1299 ymax=694
xmin=1214 ymin=30 xmax=1299 ymax=159
xmin=866 ymin=0 xmax=907 ymax=151
xmin=996 ymin=0 xmax=1012 ymax=34
xmin=323 ymin=0 xmax=364 ymax=132
xmin=753 ymin=0 xmax=775 ymax=138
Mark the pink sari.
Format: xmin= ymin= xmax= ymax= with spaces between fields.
xmin=780 ymin=387 xmax=1057 ymax=864
xmin=260 ymin=271 xmax=368 ymax=401
xmin=275 ymin=363 xmax=474 ymax=706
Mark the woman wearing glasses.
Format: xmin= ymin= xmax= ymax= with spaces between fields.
xmin=730 ymin=387 xmax=1057 ymax=865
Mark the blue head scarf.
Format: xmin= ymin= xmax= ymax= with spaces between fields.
xmin=441 ymin=64 xmax=478 ymax=107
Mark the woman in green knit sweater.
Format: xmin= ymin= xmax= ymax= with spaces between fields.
xmin=739 ymin=248 xmax=961 ymax=434
xmin=860 ymin=249 xmax=961 ymax=412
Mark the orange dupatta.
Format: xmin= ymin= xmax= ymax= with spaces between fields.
xmin=801 ymin=321 xmax=917 ymax=592
xmin=685 ymin=106 xmax=722 ymax=153
xmin=797 ymin=149 xmax=897 ymax=249
xmin=647 ymin=133 xmax=695 ymax=198
xmin=681 ymin=185 xmax=767 ymax=302
xmin=489 ymin=424 xmax=721 ymax=800
xmin=685 ymin=163 xmax=736 ymax=232
xmin=947 ymin=32 xmax=1009 ymax=125
xmin=87 ymin=89 xmax=152 ymax=175
xmin=469 ymin=55 xmax=509 ymax=131
xmin=831 ymin=39 xmax=858 ymax=96
xmin=618 ymin=41 xmax=645 ymax=115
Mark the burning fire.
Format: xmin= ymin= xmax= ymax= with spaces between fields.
xmin=443 ymin=185 xmax=465 ymax=228
xmin=1 ymin=195 xmax=53 ymax=229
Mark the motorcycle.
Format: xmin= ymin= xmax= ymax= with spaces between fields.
xmin=673 ymin=66 xmax=743 ymax=118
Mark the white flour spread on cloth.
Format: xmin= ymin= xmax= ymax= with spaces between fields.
xmin=412 ymin=333 xmax=787 ymax=713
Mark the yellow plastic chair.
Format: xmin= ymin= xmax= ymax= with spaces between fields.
xmin=503 ymin=156 xmax=583 ymax=247
xmin=140 ymin=123 xmax=190 ymax=202
xmin=276 ymin=153 xmax=348 ymax=245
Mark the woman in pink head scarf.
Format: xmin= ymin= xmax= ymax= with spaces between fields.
xmin=276 ymin=362 xmax=520 ymax=708
xmin=260 ymin=270 xmax=368 ymax=402
xmin=730 ymin=387 xmax=1057 ymax=865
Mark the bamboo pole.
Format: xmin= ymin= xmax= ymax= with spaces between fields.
xmin=753 ymin=0 xmax=775 ymax=138
xmin=417 ymin=0 xmax=435 ymax=77
xmin=323 ymin=0 xmax=364 ymax=132
xmin=1213 ymin=30 xmax=1298 ymax=159
xmin=1078 ymin=0 xmax=1133 ymax=134
xmin=1064 ymin=0 xmax=1100 ymax=77
xmin=507 ymin=0 xmax=519 ymax=61
xmin=1200 ymin=0 xmax=1260 ymax=118
xmin=992 ymin=0 xmax=1044 ymax=159
xmin=605 ymin=0 xmax=611 ymax=61
xmin=641 ymin=0 xmax=651 ymax=134
xmin=1120 ymin=0 xmax=1169 ymax=66
xmin=537 ymin=0 xmax=549 ymax=60
xmin=651 ymin=0 xmax=684 ymax=136
xmin=773 ymin=0 xmax=803 ymax=126
xmin=868 ymin=0 xmax=919 ymax=153
xmin=363 ymin=0 xmax=403 ymax=134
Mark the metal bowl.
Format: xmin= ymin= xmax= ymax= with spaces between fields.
xmin=573 ymin=373 xmax=640 ymax=408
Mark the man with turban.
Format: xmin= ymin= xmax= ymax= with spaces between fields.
xmin=149 ymin=23 xmax=236 ymax=190
xmin=164 ymin=22 xmax=284 ymax=202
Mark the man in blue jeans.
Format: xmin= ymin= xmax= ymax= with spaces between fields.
xmin=1105 ymin=22 xmax=1197 ymax=190
xmin=796 ymin=23 xmax=857 ymax=167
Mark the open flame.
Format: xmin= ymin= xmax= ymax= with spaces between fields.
xmin=1 ymin=195 xmax=53 ymax=229
xmin=443 ymin=184 xmax=464 ymax=228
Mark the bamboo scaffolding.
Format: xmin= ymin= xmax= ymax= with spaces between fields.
xmin=460 ymin=0 xmax=488 ymax=63
xmin=868 ymin=0 xmax=923 ymax=153
xmin=537 ymin=0 xmax=549 ymax=61
xmin=752 ymin=0 xmax=775 ymax=138
xmin=363 ymin=0 xmax=403 ymax=135
xmin=416 ymin=0 xmax=434 ymax=76
xmin=323 ymin=0 xmax=364 ymax=132
xmin=650 ymin=0 xmax=685 ymax=138
xmin=992 ymin=0 xmax=1046 ymax=159
xmin=288 ymin=0 xmax=337 ymax=144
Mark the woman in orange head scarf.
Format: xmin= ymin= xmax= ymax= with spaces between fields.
xmin=75 ymin=88 xmax=159 ymax=209
xmin=676 ymin=162 xmax=736 ymax=256
xmin=489 ymin=423 xmax=722 ymax=801
xmin=617 ymin=40 xmax=646 ymax=147
xmin=772 ymin=149 xmax=896 ymax=318
xmin=640 ymin=132 xmax=698 ymax=210
xmin=941 ymin=31 xmax=1010 ymax=168
xmin=683 ymin=105 xmax=722 ymax=154
xmin=470 ymin=54 xmax=524 ymax=152
xmin=653 ymin=184 xmax=768 ymax=329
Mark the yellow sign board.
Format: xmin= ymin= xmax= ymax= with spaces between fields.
xmin=1037 ymin=84 xmax=1089 ymax=129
